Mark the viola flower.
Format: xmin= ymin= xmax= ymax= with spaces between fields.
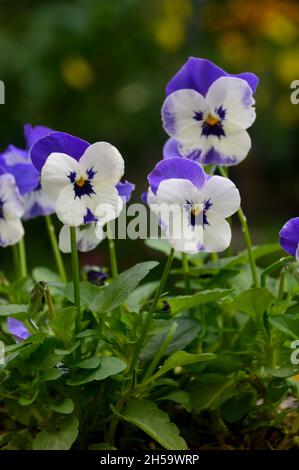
xmin=0 ymin=124 xmax=56 ymax=220
xmin=148 ymin=158 xmax=240 ymax=254
xmin=59 ymin=223 xmax=102 ymax=253
xmin=116 ymin=180 xmax=135 ymax=202
xmin=279 ymin=218 xmax=299 ymax=261
xmin=162 ymin=57 xmax=259 ymax=166
xmin=0 ymin=174 xmax=24 ymax=247
xmin=7 ymin=317 xmax=30 ymax=342
xmin=84 ymin=265 xmax=108 ymax=286
xmin=30 ymin=132 xmax=124 ymax=227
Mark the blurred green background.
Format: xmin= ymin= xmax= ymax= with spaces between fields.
xmin=0 ymin=0 xmax=299 ymax=274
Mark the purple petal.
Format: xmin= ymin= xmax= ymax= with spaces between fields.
xmin=0 ymin=159 xmax=39 ymax=196
xmin=116 ymin=180 xmax=135 ymax=202
xmin=30 ymin=131 xmax=89 ymax=172
xmin=148 ymin=158 xmax=207 ymax=194
xmin=166 ymin=57 xmax=259 ymax=97
xmin=7 ymin=317 xmax=30 ymax=342
xmin=279 ymin=217 xmax=299 ymax=257
xmin=141 ymin=191 xmax=148 ymax=204
xmin=163 ymin=139 xmax=182 ymax=159
xmin=24 ymin=124 xmax=53 ymax=149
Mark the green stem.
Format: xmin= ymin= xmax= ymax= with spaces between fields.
xmin=70 ymin=227 xmax=81 ymax=322
xmin=106 ymin=222 xmax=118 ymax=279
xmin=261 ymin=256 xmax=293 ymax=288
xmin=181 ymin=252 xmax=190 ymax=293
xmin=12 ymin=244 xmax=19 ymax=278
xmin=128 ymin=248 xmax=175 ymax=377
xmin=211 ymin=252 xmax=218 ymax=262
xmin=143 ymin=321 xmax=177 ymax=382
xmin=277 ymin=270 xmax=285 ymax=302
xmin=44 ymin=285 xmax=56 ymax=319
xmin=218 ymin=166 xmax=258 ymax=287
xmin=45 ymin=215 xmax=67 ymax=282
xmin=18 ymin=238 xmax=27 ymax=278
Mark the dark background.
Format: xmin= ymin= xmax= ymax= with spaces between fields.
xmin=0 ymin=0 xmax=298 ymax=273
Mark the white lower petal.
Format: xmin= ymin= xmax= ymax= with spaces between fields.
xmin=94 ymin=183 xmax=123 ymax=226
xmin=0 ymin=174 xmax=24 ymax=217
xmin=0 ymin=216 xmax=24 ymax=247
xmin=211 ymin=123 xmax=251 ymax=164
xmin=41 ymin=152 xmax=80 ymax=202
xmin=79 ymin=142 xmax=124 ymax=185
xmin=56 ymin=185 xmax=89 ymax=226
xmin=206 ymin=77 xmax=256 ymax=129
xmin=202 ymin=212 xmax=231 ymax=252
xmin=199 ymin=176 xmax=240 ymax=218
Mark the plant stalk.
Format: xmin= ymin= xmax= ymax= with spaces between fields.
xmin=45 ymin=215 xmax=67 ymax=282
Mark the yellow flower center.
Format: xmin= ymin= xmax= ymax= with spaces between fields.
xmin=205 ymin=114 xmax=220 ymax=126
xmin=76 ymin=176 xmax=86 ymax=187
xmin=191 ymin=204 xmax=203 ymax=216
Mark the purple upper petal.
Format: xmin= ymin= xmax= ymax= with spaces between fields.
xmin=116 ymin=180 xmax=135 ymax=202
xmin=279 ymin=217 xmax=299 ymax=257
xmin=166 ymin=57 xmax=259 ymax=97
xmin=24 ymin=124 xmax=53 ymax=149
xmin=148 ymin=157 xmax=207 ymax=195
xmin=30 ymin=131 xmax=90 ymax=172
xmin=7 ymin=317 xmax=30 ymax=342
xmin=0 ymin=146 xmax=39 ymax=196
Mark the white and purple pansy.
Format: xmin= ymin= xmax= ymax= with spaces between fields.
xmin=162 ymin=57 xmax=259 ymax=166
xmin=30 ymin=132 xmax=125 ymax=227
xmin=279 ymin=217 xmax=299 ymax=261
xmin=147 ymin=158 xmax=240 ymax=254
xmin=0 ymin=124 xmax=56 ymax=220
xmin=0 ymin=174 xmax=25 ymax=247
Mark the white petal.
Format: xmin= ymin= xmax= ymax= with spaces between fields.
xmin=59 ymin=223 xmax=101 ymax=253
xmin=79 ymin=142 xmax=124 ymax=184
xmin=23 ymin=189 xmax=55 ymax=220
xmin=94 ymin=183 xmax=123 ymax=225
xmin=162 ymin=89 xmax=210 ymax=144
xmin=202 ymin=213 xmax=231 ymax=253
xmin=156 ymin=179 xmax=199 ymax=206
xmin=206 ymin=77 xmax=256 ymax=129
xmin=211 ymin=123 xmax=251 ymax=165
xmin=41 ymin=153 xmax=80 ymax=202
xmin=55 ymin=185 xmax=89 ymax=226
xmin=0 ymin=174 xmax=24 ymax=217
xmin=199 ymin=176 xmax=240 ymax=218
xmin=0 ymin=217 xmax=24 ymax=247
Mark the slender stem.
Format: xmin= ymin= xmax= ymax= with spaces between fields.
xmin=261 ymin=256 xmax=293 ymax=288
xmin=143 ymin=321 xmax=177 ymax=382
xmin=211 ymin=252 xmax=218 ymax=262
xmin=128 ymin=248 xmax=175 ymax=377
xmin=181 ymin=252 xmax=190 ymax=293
xmin=44 ymin=285 xmax=56 ymax=319
xmin=45 ymin=215 xmax=67 ymax=282
xmin=70 ymin=227 xmax=81 ymax=320
xmin=277 ymin=271 xmax=285 ymax=301
xmin=18 ymin=238 xmax=27 ymax=278
xmin=12 ymin=244 xmax=19 ymax=278
xmin=106 ymin=222 xmax=118 ymax=279
xmin=218 ymin=166 xmax=258 ymax=287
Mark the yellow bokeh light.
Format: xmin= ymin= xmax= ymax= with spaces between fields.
xmin=61 ymin=56 xmax=95 ymax=90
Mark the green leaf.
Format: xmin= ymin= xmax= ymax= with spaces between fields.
xmin=90 ymin=261 xmax=158 ymax=313
xmin=32 ymin=267 xmax=61 ymax=283
xmin=64 ymin=281 xmax=101 ymax=308
xmin=48 ymin=398 xmax=74 ymax=414
xmin=166 ymin=289 xmax=232 ymax=315
xmin=66 ymin=356 xmax=126 ymax=385
xmin=220 ymin=393 xmax=253 ymax=423
xmin=145 ymin=351 xmax=215 ymax=383
xmin=118 ymin=398 xmax=187 ymax=450
xmin=75 ymin=357 xmax=101 ymax=369
xmin=50 ymin=307 xmax=76 ymax=347
xmin=32 ymin=416 xmax=79 ymax=450
xmin=126 ymin=281 xmax=159 ymax=312
xmin=269 ymin=317 xmax=299 ymax=340
xmin=232 ymin=288 xmax=275 ymax=319
xmin=0 ymin=304 xmax=29 ymax=319
xmin=188 ymin=376 xmax=237 ymax=412
xmin=159 ymin=390 xmax=192 ymax=412
xmin=145 ymin=239 xmax=181 ymax=259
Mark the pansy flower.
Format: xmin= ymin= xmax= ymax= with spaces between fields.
xmin=0 ymin=124 xmax=56 ymax=220
xmin=279 ymin=218 xmax=299 ymax=261
xmin=84 ymin=265 xmax=108 ymax=286
xmin=7 ymin=317 xmax=30 ymax=342
xmin=0 ymin=174 xmax=24 ymax=247
xmin=147 ymin=158 xmax=240 ymax=253
xmin=30 ymin=132 xmax=124 ymax=227
xmin=162 ymin=57 xmax=259 ymax=166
